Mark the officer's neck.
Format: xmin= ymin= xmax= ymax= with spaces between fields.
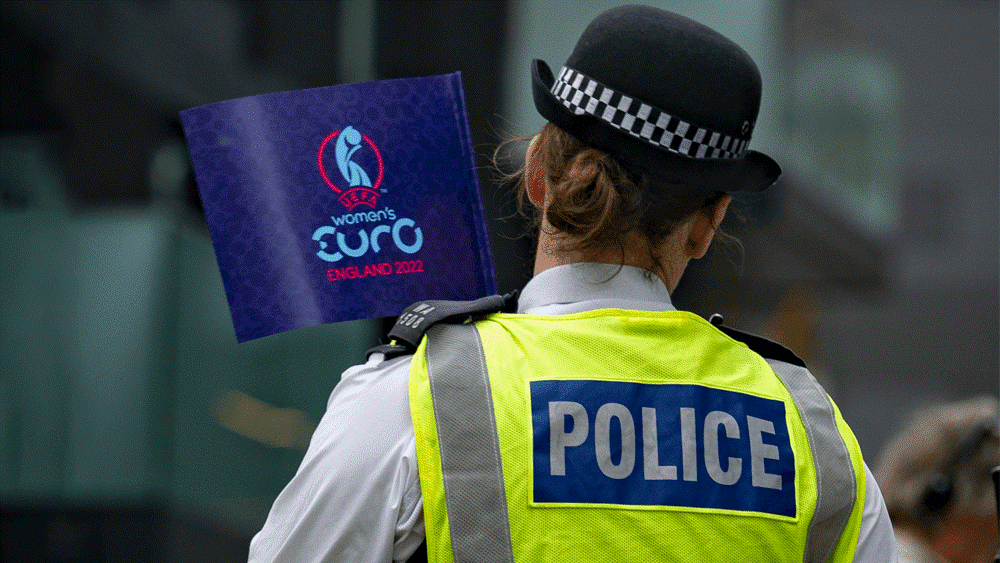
xmin=532 ymin=216 xmax=691 ymax=293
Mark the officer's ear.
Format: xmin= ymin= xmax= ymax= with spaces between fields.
xmin=685 ymin=194 xmax=731 ymax=259
xmin=525 ymin=135 xmax=545 ymax=207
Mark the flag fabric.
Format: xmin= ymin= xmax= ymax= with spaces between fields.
xmin=181 ymin=73 xmax=496 ymax=342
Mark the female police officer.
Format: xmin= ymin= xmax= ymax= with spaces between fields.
xmin=249 ymin=5 xmax=897 ymax=562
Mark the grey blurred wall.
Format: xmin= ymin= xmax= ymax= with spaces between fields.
xmin=800 ymin=0 xmax=999 ymax=456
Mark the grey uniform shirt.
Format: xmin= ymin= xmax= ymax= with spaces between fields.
xmin=248 ymin=263 xmax=897 ymax=562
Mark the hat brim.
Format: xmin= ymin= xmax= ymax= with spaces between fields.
xmin=531 ymin=59 xmax=781 ymax=192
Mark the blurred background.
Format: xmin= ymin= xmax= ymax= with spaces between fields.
xmin=1 ymin=0 xmax=996 ymax=560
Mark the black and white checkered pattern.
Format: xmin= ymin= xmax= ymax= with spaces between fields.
xmin=551 ymin=66 xmax=750 ymax=160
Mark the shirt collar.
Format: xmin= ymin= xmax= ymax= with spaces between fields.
xmin=517 ymin=263 xmax=676 ymax=315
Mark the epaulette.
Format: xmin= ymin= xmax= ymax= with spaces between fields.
xmin=366 ymin=290 xmax=519 ymax=361
xmin=708 ymin=314 xmax=807 ymax=369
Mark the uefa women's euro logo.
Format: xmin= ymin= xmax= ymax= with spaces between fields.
xmin=318 ymin=125 xmax=384 ymax=210
xmin=312 ymin=125 xmax=424 ymax=276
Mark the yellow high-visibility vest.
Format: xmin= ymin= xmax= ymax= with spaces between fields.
xmin=409 ymin=309 xmax=867 ymax=562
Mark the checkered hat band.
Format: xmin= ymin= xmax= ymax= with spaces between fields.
xmin=551 ymin=66 xmax=750 ymax=160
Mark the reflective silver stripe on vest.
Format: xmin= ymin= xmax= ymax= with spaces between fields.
xmin=424 ymin=323 xmax=515 ymax=563
xmin=767 ymin=358 xmax=857 ymax=563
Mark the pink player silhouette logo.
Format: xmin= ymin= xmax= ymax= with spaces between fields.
xmin=318 ymin=125 xmax=384 ymax=210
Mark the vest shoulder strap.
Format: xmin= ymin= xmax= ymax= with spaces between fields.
xmin=712 ymin=311 xmax=859 ymax=562
xmin=708 ymin=314 xmax=807 ymax=369
xmin=366 ymin=290 xmax=519 ymax=360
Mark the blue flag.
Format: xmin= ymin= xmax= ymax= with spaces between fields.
xmin=181 ymin=73 xmax=496 ymax=342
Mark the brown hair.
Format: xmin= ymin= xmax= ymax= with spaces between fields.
xmin=875 ymin=396 xmax=999 ymax=536
xmin=506 ymin=123 xmax=727 ymax=274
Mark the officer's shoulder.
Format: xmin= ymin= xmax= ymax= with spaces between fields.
xmin=707 ymin=314 xmax=807 ymax=369
xmin=366 ymin=291 xmax=519 ymax=361
xmin=344 ymin=349 xmax=413 ymax=380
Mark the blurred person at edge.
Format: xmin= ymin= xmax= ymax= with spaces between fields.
xmin=248 ymin=5 xmax=898 ymax=562
xmin=875 ymin=396 xmax=999 ymax=563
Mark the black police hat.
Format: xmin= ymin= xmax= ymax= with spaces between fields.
xmin=532 ymin=5 xmax=781 ymax=192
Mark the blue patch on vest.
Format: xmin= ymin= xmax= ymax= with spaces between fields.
xmin=530 ymin=380 xmax=796 ymax=518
